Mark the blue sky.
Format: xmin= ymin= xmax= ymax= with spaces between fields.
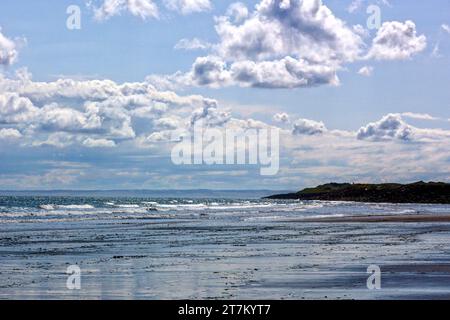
xmin=0 ymin=0 xmax=449 ymax=190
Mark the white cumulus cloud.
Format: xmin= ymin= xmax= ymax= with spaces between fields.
xmin=152 ymin=1 xmax=427 ymax=90
xmin=83 ymin=137 xmax=116 ymax=148
xmin=0 ymin=128 xmax=22 ymax=140
xmin=0 ymin=28 xmax=18 ymax=66
xmin=401 ymin=112 xmax=439 ymax=121
xmin=0 ymin=69 xmax=225 ymax=148
xmin=273 ymin=112 xmax=290 ymax=123
xmin=93 ymin=0 xmax=159 ymax=21
xmin=163 ymin=0 xmax=211 ymax=15
xmin=367 ymin=21 xmax=427 ymax=60
xmin=174 ymin=38 xmax=212 ymax=50
xmin=357 ymin=113 xmax=413 ymax=141
xmin=226 ymin=2 xmax=249 ymax=23
xmin=358 ymin=66 xmax=373 ymax=77
xmin=153 ymin=0 xmax=363 ymax=89
xmin=292 ymin=118 xmax=327 ymax=136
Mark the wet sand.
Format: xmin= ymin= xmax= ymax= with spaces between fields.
xmin=3 ymin=217 xmax=450 ymax=299
xmin=293 ymin=214 xmax=450 ymax=223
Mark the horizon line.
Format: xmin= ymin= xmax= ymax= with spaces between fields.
xmin=0 ymin=188 xmax=293 ymax=192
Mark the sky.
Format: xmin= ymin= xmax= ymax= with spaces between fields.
xmin=0 ymin=0 xmax=449 ymax=190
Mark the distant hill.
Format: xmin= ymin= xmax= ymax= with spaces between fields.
xmin=265 ymin=182 xmax=450 ymax=204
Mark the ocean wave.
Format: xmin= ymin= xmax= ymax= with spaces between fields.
xmin=391 ymin=209 xmax=417 ymax=214
xmin=156 ymin=204 xmax=208 ymax=210
xmin=38 ymin=204 xmax=95 ymax=210
xmin=244 ymin=215 xmax=285 ymax=221
xmin=39 ymin=204 xmax=56 ymax=210
xmin=208 ymin=204 xmax=273 ymax=210
xmin=113 ymin=204 xmax=140 ymax=208
xmin=58 ymin=204 xmax=95 ymax=210
xmin=304 ymin=214 xmax=345 ymax=219
xmin=142 ymin=201 xmax=159 ymax=206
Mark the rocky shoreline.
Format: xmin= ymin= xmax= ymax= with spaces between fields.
xmin=266 ymin=181 xmax=450 ymax=204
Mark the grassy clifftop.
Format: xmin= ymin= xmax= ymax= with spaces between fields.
xmin=266 ymin=182 xmax=450 ymax=204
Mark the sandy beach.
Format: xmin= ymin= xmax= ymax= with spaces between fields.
xmin=2 ymin=196 xmax=450 ymax=300
xmin=293 ymin=214 xmax=450 ymax=223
